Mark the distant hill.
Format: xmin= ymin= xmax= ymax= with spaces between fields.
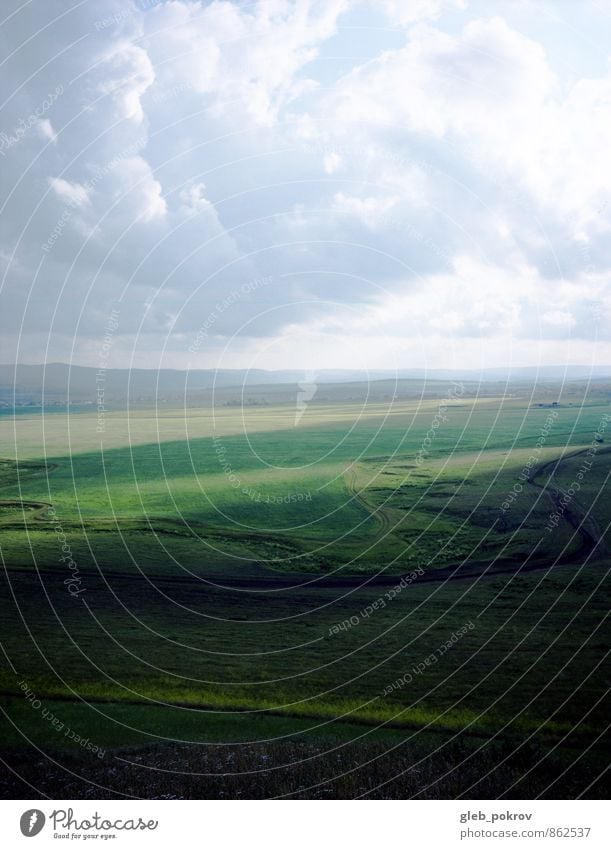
xmin=1 ymin=362 xmax=610 ymax=407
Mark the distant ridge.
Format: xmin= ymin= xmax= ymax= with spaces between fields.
xmin=1 ymin=362 xmax=610 ymax=407
xmin=3 ymin=362 xmax=611 ymax=384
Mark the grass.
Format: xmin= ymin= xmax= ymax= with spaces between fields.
xmin=0 ymin=382 xmax=609 ymax=797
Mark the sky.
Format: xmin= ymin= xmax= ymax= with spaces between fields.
xmin=1 ymin=0 xmax=610 ymax=372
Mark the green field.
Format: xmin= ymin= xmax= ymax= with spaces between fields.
xmin=0 ymin=382 xmax=609 ymax=798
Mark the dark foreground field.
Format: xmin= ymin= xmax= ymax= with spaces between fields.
xmin=1 ymin=380 xmax=609 ymax=798
xmin=2 ymin=731 xmax=607 ymax=800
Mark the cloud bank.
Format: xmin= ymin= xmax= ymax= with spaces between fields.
xmin=1 ymin=0 xmax=610 ymax=371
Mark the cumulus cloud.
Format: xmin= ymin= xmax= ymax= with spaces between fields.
xmin=49 ymin=177 xmax=91 ymax=208
xmin=140 ymin=0 xmax=349 ymax=126
xmin=379 ymin=0 xmax=466 ymax=28
xmin=0 ymin=0 xmax=610 ymax=368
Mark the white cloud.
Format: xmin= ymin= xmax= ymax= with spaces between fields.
xmin=96 ymin=41 xmax=155 ymax=122
xmin=179 ymin=181 xmax=212 ymax=215
xmin=36 ymin=119 xmax=56 ymax=144
xmin=379 ymin=0 xmax=466 ymax=28
xmin=1 ymin=0 xmax=611 ymax=369
xmin=48 ymin=177 xmax=91 ymax=208
xmin=323 ymin=151 xmax=342 ymax=174
xmin=110 ymin=156 xmax=167 ymax=222
xmin=322 ymin=14 xmax=611 ymax=237
xmin=332 ymin=191 xmax=400 ymax=227
xmin=325 ymin=17 xmax=555 ymax=137
xmin=542 ymin=309 xmax=575 ymax=328
xmin=141 ymin=0 xmax=349 ymax=126
xmin=287 ymin=253 xmax=609 ymax=345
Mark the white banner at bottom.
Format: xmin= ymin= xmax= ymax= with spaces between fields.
xmin=0 ymin=800 xmax=607 ymax=848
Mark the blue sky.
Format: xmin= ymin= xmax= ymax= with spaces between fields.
xmin=1 ymin=0 xmax=610 ymax=372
